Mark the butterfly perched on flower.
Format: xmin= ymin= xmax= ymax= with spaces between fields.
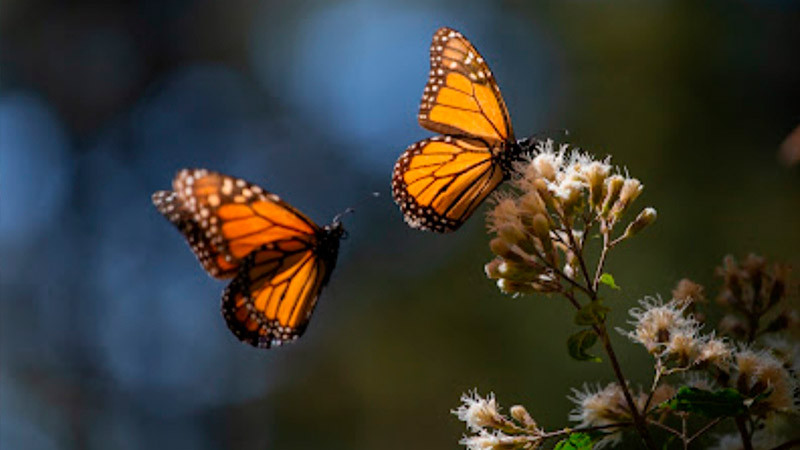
xmin=152 ymin=169 xmax=345 ymax=348
xmin=392 ymin=27 xmax=537 ymax=232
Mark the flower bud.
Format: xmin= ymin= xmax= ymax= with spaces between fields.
xmin=490 ymin=238 xmax=514 ymax=259
xmin=532 ymin=153 xmax=559 ymax=181
xmin=531 ymin=214 xmax=552 ymax=253
xmin=611 ymin=178 xmax=642 ymax=218
xmin=672 ymin=278 xmax=705 ymax=306
xmin=558 ymin=180 xmax=584 ymax=218
xmin=622 ymin=207 xmax=657 ymax=238
xmin=510 ymin=405 xmax=537 ymax=429
xmin=518 ymin=191 xmax=546 ymax=217
xmin=485 ymin=259 xmax=503 ymax=280
xmin=601 ymin=175 xmax=625 ymax=216
xmin=488 ymin=198 xmax=520 ymax=231
xmin=533 ymin=178 xmax=557 ymax=213
xmin=498 ymin=223 xmax=526 ymax=247
xmin=497 ymin=279 xmax=537 ymax=295
xmin=498 ymin=261 xmax=542 ymax=282
xmin=584 ymin=161 xmax=610 ymax=210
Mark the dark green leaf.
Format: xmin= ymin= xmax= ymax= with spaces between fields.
xmin=661 ymin=386 xmax=746 ymax=418
xmin=574 ymin=300 xmax=610 ymax=326
xmin=599 ymin=273 xmax=620 ymax=290
xmin=567 ymin=329 xmax=601 ymax=362
xmin=553 ymin=432 xmax=596 ymax=450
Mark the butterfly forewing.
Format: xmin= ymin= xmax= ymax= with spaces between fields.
xmin=152 ymin=190 xmax=239 ymax=278
xmin=170 ymin=169 xmax=318 ymax=263
xmin=392 ymin=136 xmax=505 ymax=232
xmin=418 ymin=27 xmax=514 ymax=143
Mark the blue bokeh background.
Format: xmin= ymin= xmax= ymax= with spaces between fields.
xmin=2 ymin=1 xmax=799 ymax=448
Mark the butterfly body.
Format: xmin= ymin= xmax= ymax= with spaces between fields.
xmin=153 ymin=169 xmax=344 ymax=348
xmin=392 ymin=27 xmax=537 ymax=233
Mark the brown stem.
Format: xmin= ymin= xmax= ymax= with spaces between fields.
xmin=560 ymin=244 xmax=657 ymax=449
xmin=682 ymin=415 xmax=688 ymax=450
xmin=592 ymin=223 xmax=612 ymax=292
xmin=541 ymin=422 xmax=633 ymax=439
xmin=556 ymin=208 xmax=657 ymax=448
xmin=563 ymin=218 xmax=594 ymax=290
xmin=735 ymin=416 xmax=754 ymax=450
xmin=642 ymin=359 xmax=664 ymax=414
xmin=596 ymin=324 xmax=657 ymax=450
xmin=646 ymin=418 xmax=681 ymax=436
xmin=687 ymin=418 xmax=721 ymax=444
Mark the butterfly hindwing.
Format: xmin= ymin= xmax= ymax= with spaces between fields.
xmin=221 ymin=237 xmax=333 ymax=348
xmin=418 ymin=27 xmax=514 ymax=143
xmin=392 ymin=136 xmax=506 ymax=232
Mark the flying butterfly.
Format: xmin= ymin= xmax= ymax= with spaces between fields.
xmin=152 ymin=169 xmax=345 ymax=348
xmin=392 ymin=27 xmax=537 ymax=232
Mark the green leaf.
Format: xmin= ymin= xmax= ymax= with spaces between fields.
xmin=567 ymin=329 xmax=602 ymax=362
xmin=574 ymin=300 xmax=610 ymax=326
xmin=599 ymin=273 xmax=621 ymax=290
xmin=661 ymin=386 xmax=746 ymax=418
xmin=553 ymin=432 xmax=596 ymax=450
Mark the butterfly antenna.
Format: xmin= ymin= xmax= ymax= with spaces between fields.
xmin=333 ymin=207 xmax=355 ymax=225
xmin=333 ymin=191 xmax=380 ymax=225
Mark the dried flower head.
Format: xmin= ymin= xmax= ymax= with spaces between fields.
xmin=459 ymin=431 xmax=535 ymax=450
xmin=453 ymin=391 xmax=507 ymax=432
xmin=716 ymin=254 xmax=792 ymax=320
xmin=695 ymin=335 xmax=733 ymax=370
xmin=569 ymin=383 xmax=632 ymax=447
xmin=672 ymin=278 xmax=706 ymax=307
xmin=733 ymin=348 xmax=798 ymax=416
xmin=621 ymin=296 xmax=699 ymax=357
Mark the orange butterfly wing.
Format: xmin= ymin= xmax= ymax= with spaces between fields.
xmin=221 ymin=237 xmax=335 ymax=348
xmin=155 ymin=169 xmax=319 ymax=278
xmin=153 ymin=169 xmax=342 ymax=348
xmin=418 ymin=27 xmax=514 ymax=143
xmin=152 ymin=190 xmax=239 ymax=278
xmin=392 ymin=136 xmax=506 ymax=232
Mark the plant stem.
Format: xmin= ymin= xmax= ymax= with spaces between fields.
xmin=687 ymin=418 xmax=721 ymax=444
xmin=592 ymin=223 xmax=612 ymax=292
xmin=682 ymin=415 xmax=688 ymax=450
xmin=557 ymin=205 xmax=657 ymax=448
xmin=596 ymin=323 xmax=657 ymax=450
xmin=560 ymin=237 xmax=657 ymax=449
xmin=563 ymin=220 xmax=594 ymax=289
xmin=646 ymin=418 xmax=681 ymax=436
xmin=541 ymin=422 xmax=632 ymax=439
xmin=735 ymin=416 xmax=754 ymax=450
xmin=642 ymin=360 xmax=663 ymax=414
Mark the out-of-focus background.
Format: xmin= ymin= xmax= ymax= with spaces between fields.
xmin=2 ymin=1 xmax=799 ymax=448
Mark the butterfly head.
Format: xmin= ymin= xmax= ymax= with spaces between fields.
xmin=328 ymin=207 xmax=355 ymax=240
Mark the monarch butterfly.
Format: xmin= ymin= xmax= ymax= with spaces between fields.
xmin=392 ymin=27 xmax=536 ymax=232
xmin=152 ymin=169 xmax=345 ymax=348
